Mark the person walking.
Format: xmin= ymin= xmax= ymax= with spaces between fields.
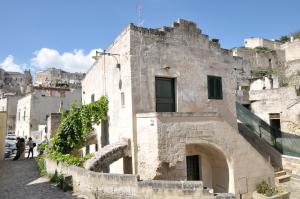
xmin=19 ymin=138 xmax=26 ymax=160
xmin=26 ymin=137 xmax=34 ymax=159
xmin=12 ymin=137 xmax=21 ymax=160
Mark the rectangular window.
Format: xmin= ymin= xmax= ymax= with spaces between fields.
xmin=23 ymin=109 xmax=26 ymax=121
xmin=91 ymin=94 xmax=95 ymax=102
xmin=207 ymin=75 xmax=223 ymax=99
xmin=155 ymin=77 xmax=176 ymax=112
xmin=121 ymin=92 xmax=125 ymax=108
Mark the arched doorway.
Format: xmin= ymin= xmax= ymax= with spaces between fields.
xmin=186 ymin=143 xmax=230 ymax=193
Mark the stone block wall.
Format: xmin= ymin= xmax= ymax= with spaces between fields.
xmin=136 ymin=112 xmax=274 ymax=199
xmin=45 ymin=158 xmax=235 ymax=199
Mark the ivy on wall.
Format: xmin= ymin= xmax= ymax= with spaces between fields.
xmin=51 ymin=96 xmax=108 ymax=154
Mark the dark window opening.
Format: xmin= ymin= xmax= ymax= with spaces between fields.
xmin=269 ymin=59 xmax=272 ymax=67
xmin=91 ymin=94 xmax=95 ymax=102
xmin=207 ymin=75 xmax=223 ymax=99
xmin=121 ymin=92 xmax=125 ymax=108
xmin=186 ymin=155 xmax=201 ymax=181
xmin=155 ymin=77 xmax=175 ymax=112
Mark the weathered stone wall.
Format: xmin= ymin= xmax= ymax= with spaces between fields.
xmin=249 ymin=87 xmax=300 ymax=134
xmin=81 ymin=25 xmax=134 ymax=174
xmin=35 ymin=68 xmax=85 ymax=88
xmin=130 ymin=19 xmax=238 ymax=128
xmin=46 ymin=113 xmax=61 ymax=140
xmin=45 ymin=158 xmax=233 ymax=199
xmin=244 ymin=38 xmax=281 ymax=50
xmin=281 ymin=39 xmax=300 ymax=62
xmin=136 ymin=112 xmax=275 ymax=199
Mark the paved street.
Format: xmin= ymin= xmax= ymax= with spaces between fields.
xmin=0 ymin=159 xmax=87 ymax=199
xmin=278 ymin=179 xmax=300 ymax=199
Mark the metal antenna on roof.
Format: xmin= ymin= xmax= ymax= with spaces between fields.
xmin=137 ymin=3 xmax=144 ymax=26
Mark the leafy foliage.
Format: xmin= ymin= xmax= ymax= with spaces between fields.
xmin=279 ymin=35 xmax=290 ymax=43
xmin=256 ymin=180 xmax=284 ymax=197
xmin=254 ymin=46 xmax=275 ymax=53
xmin=292 ymin=31 xmax=300 ymax=40
xmin=50 ymin=172 xmax=64 ymax=189
xmin=51 ymin=96 xmax=108 ymax=154
xmin=36 ymin=154 xmax=47 ymax=176
xmin=48 ymin=151 xmax=93 ymax=167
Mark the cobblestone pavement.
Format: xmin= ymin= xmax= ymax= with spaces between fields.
xmin=0 ymin=159 xmax=87 ymax=199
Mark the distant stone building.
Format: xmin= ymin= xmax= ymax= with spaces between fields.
xmin=15 ymin=87 xmax=81 ymax=139
xmin=82 ymin=19 xmax=274 ymax=198
xmin=0 ymin=94 xmax=23 ymax=134
xmin=0 ymin=69 xmax=32 ymax=95
xmin=35 ymin=68 xmax=85 ymax=88
xmin=232 ymin=37 xmax=300 ymax=134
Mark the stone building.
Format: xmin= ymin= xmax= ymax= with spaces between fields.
xmin=0 ymin=94 xmax=23 ymax=134
xmin=82 ymin=19 xmax=275 ymax=198
xmin=15 ymin=87 xmax=81 ymax=139
xmin=0 ymin=69 xmax=32 ymax=95
xmin=35 ymin=68 xmax=85 ymax=88
xmin=232 ymin=37 xmax=300 ymax=134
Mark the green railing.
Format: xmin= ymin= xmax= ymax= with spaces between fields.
xmin=236 ymin=102 xmax=300 ymax=157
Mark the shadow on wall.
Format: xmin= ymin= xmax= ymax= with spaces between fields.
xmin=186 ymin=143 xmax=230 ymax=193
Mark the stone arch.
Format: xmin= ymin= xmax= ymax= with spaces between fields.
xmin=186 ymin=143 xmax=232 ymax=193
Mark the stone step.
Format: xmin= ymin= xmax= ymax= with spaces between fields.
xmin=276 ymin=174 xmax=291 ymax=183
xmin=274 ymin=170 xmax=287 ymax=177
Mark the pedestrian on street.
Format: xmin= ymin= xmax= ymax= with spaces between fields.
xmin=12 ymin=137 xmax=21 ymax=160
xmin=26 ymin=137 xmax=35 ymax=159
xmin=19 ymin=138 xmax=26 ymax=160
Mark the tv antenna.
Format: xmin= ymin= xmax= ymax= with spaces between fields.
xmin=137 ymin=3 xmax=144 ymax=26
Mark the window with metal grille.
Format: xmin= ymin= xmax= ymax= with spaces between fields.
xmin=207 ymin=75 xmax=223 ymax=100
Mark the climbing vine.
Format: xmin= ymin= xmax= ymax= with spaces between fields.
xmin=51 ymin=96 xmax=108 ymax=154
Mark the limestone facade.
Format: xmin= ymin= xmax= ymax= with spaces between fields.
xmin=82 ymin=19 xmax=275 ymax=198
xmin=232 ymin=36 xmax=300 ymax=134
xmin=15 ymin=87 xmax=81 ymax=139
xmin=0 ymin=69 xmax=32 ymax=96
xmin=35 ymin=68 xmax=85 ymax=88
xmin=0 ymin=95 xmax=23 ymax=134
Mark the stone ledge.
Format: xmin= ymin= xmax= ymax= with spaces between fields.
xmin=136 ymin=112 xmax=219 ymax=118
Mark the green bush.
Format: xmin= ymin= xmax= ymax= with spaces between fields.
xmin=279 ymin=35 xmax=290 ymax=43
xmin=36 ymin=154 xmax=47 ymax=176
xmin=51 ymin=96 xmax=108 ymax=154
xmin=256 ymin=180 xmax=282 ymax=197
xmin=38 ymin=142 xmax=48 ymax=155
xmin=254 ymin=46 xmax=275 ymax=53
xmin=50 ymin=171 xmax=64 ymax=189
xmin=48 ymin=151 xmax=93 ymax=167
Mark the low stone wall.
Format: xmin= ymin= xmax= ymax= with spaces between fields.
xmin=45 ymin=158 xmax=234 ymax=199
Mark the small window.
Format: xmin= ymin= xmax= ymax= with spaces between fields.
xmin=121 ymin=92 xmax=125 ymax=108
xmin=86 ymin=145 xmax=90 ymax=154
xmin=91 ymin=94 xmax=95 ymax=102
xmin=207 ymin=75 xmax=223 ymax=99
xmin=23 ymin=108 xmax=26 ymax=121
xmin=268 ymin=59 xmax=272 ymax=67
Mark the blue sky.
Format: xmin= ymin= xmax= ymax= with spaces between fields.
xmin=0 ymin=0 xmax=300 ymax=73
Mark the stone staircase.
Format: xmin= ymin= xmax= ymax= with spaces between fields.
xmin=84 ymin=140 xmax=129 ymax=172
xmin=274 ymin=169 xmax=292 ymax=183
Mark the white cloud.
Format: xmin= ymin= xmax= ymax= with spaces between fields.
xmin=0 ymin=55 xmax=23 ymax=72
xmin=31 ymin=48 xmax=102 ymax=73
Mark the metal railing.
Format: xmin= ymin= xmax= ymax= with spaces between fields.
xmin=236 ymin=102 xmax=300 ymax=157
